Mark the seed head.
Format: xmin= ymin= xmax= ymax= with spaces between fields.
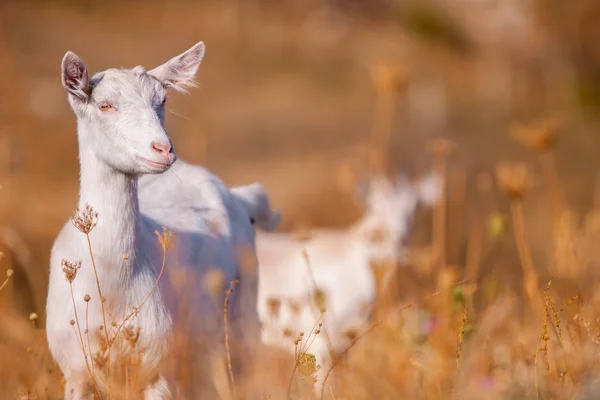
xmin=70 ymin=320 xmax=75 ymax=326
xmin=496 ymin=161 xmax=533 ymax=200
xmin=61 ymin=259 xmax=82 ymax=283
xmin=6 ymin=268 xmax=14 ymax=278
xmin=313 ymin=289 xmax=327 ymax=314
xmin=84 ymin=294 xmax=91 ymax=302
xmin=93 ymin=350 xmax=108 ymax=369
xmin=71 ymin=203 xmax=98 ymax=234
xmin=29 ymin=313 xmax=38 ymax=321
xmin=297 ymin=353 xmax=320 ymax=376
xmin=369 ymin=62 xmax=407 ymax=93
xmin=510 ymin=116 xmax=560 ymax=152
xmin=124 ymin=326 xmax=141 ymax=349
xmin=155 ymin=226 xmax=173 ymax=251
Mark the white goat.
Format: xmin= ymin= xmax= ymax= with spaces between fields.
xmin=255 ymin=172 xmax=440 ymax=393
xmin=46 ymin=42 xmax=259 ymax=399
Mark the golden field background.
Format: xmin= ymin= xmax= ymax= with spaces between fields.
xmin=1 ymin=0 xmax=600 ymax=398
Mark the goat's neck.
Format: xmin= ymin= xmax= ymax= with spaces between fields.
xmin=77 ymin=122 xmax=140 ymax=271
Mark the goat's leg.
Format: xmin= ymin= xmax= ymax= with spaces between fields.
xmin=144 ymin=375 xmax=171 ymax=400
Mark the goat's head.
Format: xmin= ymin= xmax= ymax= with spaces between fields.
xmin=357 ymin=172 xmax=441 ymax=255
xmin=60 ymin=41 xmax=206 ymax=174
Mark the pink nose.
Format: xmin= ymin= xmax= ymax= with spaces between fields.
xmin=151 ymin=141 xmax=173 ymax=162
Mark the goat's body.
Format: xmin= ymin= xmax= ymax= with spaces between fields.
xmin=256 ymin=226 xmax=377 ymax=392
xmin=255 ymin=173 xmax=440 ymax=393
xmin=47 ymin=157 xmax=258 ymax=399
xmin=138 ymin=159 xmax=255 ymax=282
xmin=138 ymin=159 xmax=260 ymax=337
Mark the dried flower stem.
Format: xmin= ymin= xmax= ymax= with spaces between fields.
xmin=112 ymin=236 xmax=168 ymax=342
xmin=69 ymin=284 xmax=101 ymax=397
xmin=124 ymin=253 xmax=130 ymax=400
xmin=69 ymin=284 xmax=89 ymax=365
xmin=368 ymin=88 xmax=398 ymax=173
xmin=0 ymin=270 xmax=12 ymax=292
xmin=301 ymin=318 xmax=324 ymax=357
xmin=456 ymin=309 xmax=467 ymax=372
xmin=287 ymin=349 xmax=301 ymax=398
xmin=320 ymin=321 xmax=383 ymax=400
xmin=287 ymin=314 xmax=325 ymax=399
xmin=301 ymin=250 xmax=335 ymax=355
xmin=464 ymin=174 xmax=493 ymax=316
xmin=224 ymin=280 xmax=239 ymax=399
xmin=433 ymin=155 xmax=447 ymax=268
xmin=539 ymin=151 xmax=564 ymax=217
xmin=85 ymin=234 xmax=109 ymax=343
xmin=509 ymin=200 xmax=542 ymax=311
xmin=535 ymin=279 xmax=553 ymax=400
xmin=85 ymin=300 xmax=95 ymax=378
xmin=83 ymin=233 xmax=112 ymax=398
xmin=464 ymin=218 xmax=484 ymax=315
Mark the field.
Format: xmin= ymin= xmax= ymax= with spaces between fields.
xmin=2 ymin=0 xmax=600 ymax=398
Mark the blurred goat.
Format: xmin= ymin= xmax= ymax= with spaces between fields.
xmin=255 ymin=171 xmax=440 ymax=394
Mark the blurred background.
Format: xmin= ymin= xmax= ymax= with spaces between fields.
xmin=2 ymin=0 xmax=600 ymax=397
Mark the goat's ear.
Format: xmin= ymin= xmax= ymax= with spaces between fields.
xmin=149 ymin=41 xmax=205 ymax=92
xmin=61 ymin=51 xmax=90 ymax=102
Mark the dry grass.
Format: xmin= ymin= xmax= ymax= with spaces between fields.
xmin=3 ymin=0 xmax=600 ymax=399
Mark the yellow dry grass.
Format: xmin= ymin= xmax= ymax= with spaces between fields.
xmin=2 ymin=1 xmax=600 ymax=399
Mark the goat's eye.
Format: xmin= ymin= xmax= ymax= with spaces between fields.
xmin=161 ymin=97 xmax=167 ymax=105
xmin=99 ymin=102 xmax=115 ymax=112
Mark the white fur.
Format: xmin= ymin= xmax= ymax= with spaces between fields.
xmin=255 ymin=172 xmax=440 ymax=394
xmin=46 ymin=42 xmax=258 ymax=400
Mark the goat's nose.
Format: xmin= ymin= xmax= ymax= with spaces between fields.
xmin=151 ymin=141 xmax=173 ymax=161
